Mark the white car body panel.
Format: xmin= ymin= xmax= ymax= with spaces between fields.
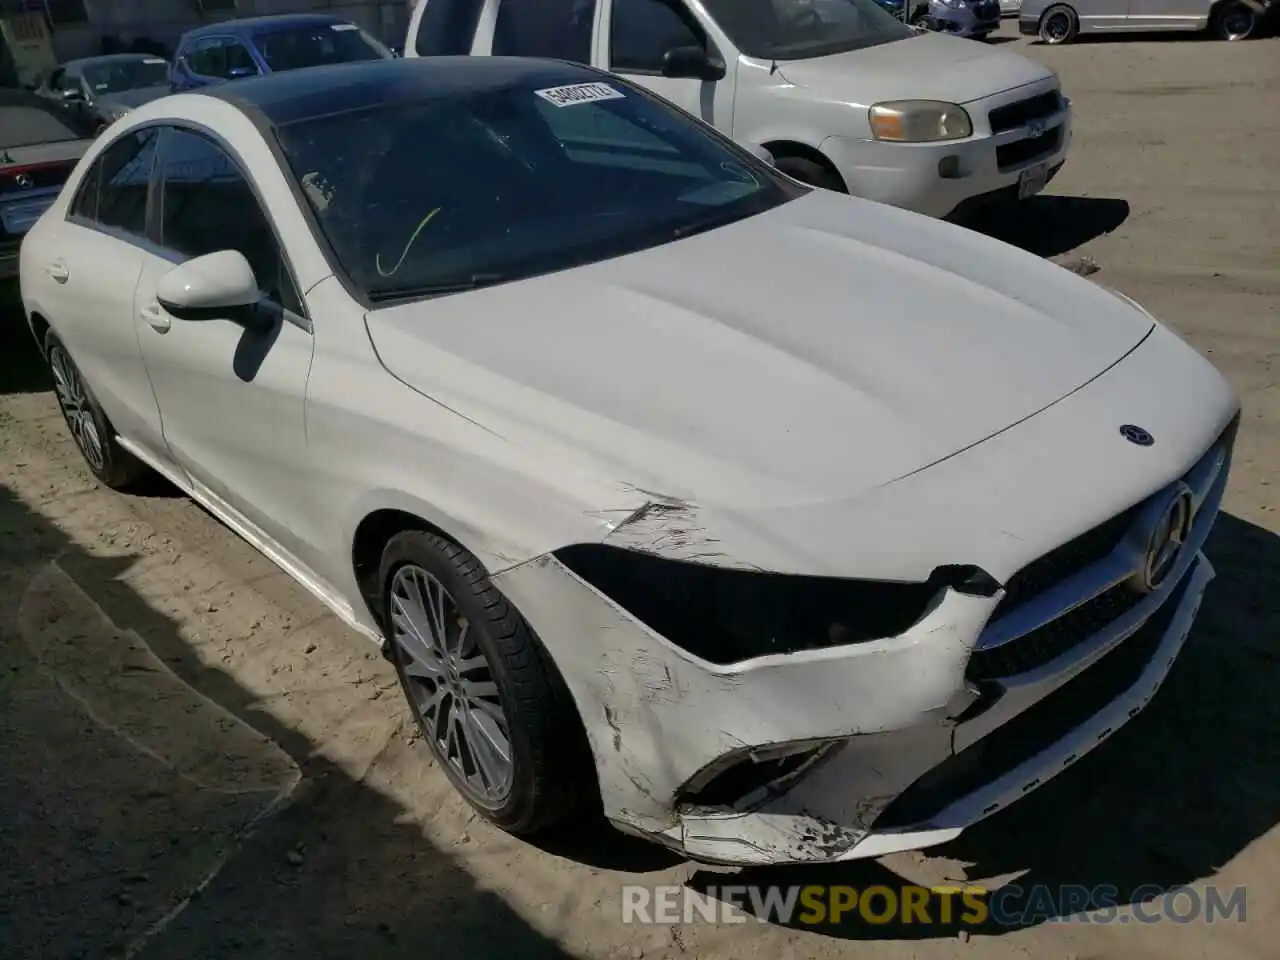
xmin=19 ymin=79 xmax=1238 ymax=866
xmin=406 ymin=0 xmax=1072 ymax=218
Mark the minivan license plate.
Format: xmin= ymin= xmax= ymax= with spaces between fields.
xmin=1018 ymin=163 xmax=1048 ymax=200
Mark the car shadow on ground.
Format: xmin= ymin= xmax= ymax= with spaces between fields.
xmin=0 ymin=482 xmax=585 ymax=959
xmin=685 ymin=511 xmax=1280 ymax=939
xmin=960 ymin=194 xmax=1131 ymax=259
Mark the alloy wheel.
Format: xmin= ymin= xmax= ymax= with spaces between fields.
xmin=48 ymin=346 xmax=105 ymax=473
xmin=1219 ymin=5 xmax=1255 ymax=39
xmin=389 ymin=564 xmax=515 ymax=805
xmin=1043 ymin=10 xmax=1072 ymax=41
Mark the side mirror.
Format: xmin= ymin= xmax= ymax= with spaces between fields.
xmin=661 ymin=45 xmax=726 ymax=82
xmin=61 ymin=87 xmax=84 ymax=101
xmin=742 ymin=142 xmax=775 ymax=167
xmin=156 ymin=250 xmax=263 ymax=325
xmin=227 ymin=65 xmax=257 ymax=79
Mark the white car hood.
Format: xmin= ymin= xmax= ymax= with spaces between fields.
xmin=775 ymin=33 xmax=1055 ymax=105
xmin=365 ymin=191 xmax=1152 ymax=514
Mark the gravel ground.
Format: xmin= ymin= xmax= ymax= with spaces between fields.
xmin=1 ymin=23 xmax=1277 ymax=960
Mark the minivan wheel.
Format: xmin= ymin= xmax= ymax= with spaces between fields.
xmin=45 ymin=332 xmax=148 ymax=490
xmin=774 ymin=155 xmax=846 ymax=193
xmin=1211 ymin=1 xmax=1256 ymax=39
xmin=1039 ymin=4 xmax=1079 ymax=42
xmin=379 ymin=531 xmax=592 ymax=834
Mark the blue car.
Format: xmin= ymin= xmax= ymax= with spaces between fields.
xmin=916 ymin=0 xmax=1003 ymax=37
xmin=169 ymin=13 xmax=393 ymax=91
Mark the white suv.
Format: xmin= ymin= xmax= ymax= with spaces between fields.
xmin=405 ymin=0 xmax=1072 ymax=218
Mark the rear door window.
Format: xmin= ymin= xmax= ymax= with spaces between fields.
xmin=491 ymin=0 xmax=597 ymax=63
xmin=82 ymin=128 xmax=159 ymax=237
xmin=415 ymin=0 xmax=487 ymax=56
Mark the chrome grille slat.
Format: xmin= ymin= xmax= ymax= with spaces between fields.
xmin=969 ymin=417 xmax=1237 ymax=675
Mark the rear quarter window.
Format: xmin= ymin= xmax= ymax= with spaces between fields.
xmin=491 ymin=0 xmax=597 ymax=63
xmin=415 ymin=0 xmax=487 ymax=55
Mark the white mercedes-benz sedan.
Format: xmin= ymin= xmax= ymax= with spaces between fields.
xmin=20 ymin=56 xmax=1239 ymax=866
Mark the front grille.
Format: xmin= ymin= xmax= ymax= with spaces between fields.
xmin=989 ymin=91 xmax=1062 ymax=135
xmin=996 ymin=127 xmax=1063 ymax=171
xmin=875 ymin=573 xmax=1188 ymax=829
xmin=990 ymin=505 xmax=1139 ymax=621
xmin=969 ymin=583 xmax=1144 ymax=680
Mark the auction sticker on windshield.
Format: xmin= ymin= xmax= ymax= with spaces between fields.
xmin=535 ymin=82 xmax=625 ymax=108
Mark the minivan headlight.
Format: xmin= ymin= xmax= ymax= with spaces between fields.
xmin=869 ymin=100 xmax=973 ymax=143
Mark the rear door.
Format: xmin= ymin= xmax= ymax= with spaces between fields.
xmin=22 ymin=126 xmax=167 ymax=457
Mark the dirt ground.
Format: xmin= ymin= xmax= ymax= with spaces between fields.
xmin=2 ymin=23 xmax=1278 ymax=960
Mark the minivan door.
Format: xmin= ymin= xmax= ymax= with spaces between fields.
xmin=601 ymin=0 xmax=735 ymax=128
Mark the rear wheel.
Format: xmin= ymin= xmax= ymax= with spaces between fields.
xmin=773 ymin=155 xmax=847 ymax=193
xmin=380 ymin=531 xmax=593 ymax=834
xmin=1039 ymin=4 xmax=1079 ymax=42
xmin=1211 ymin=1 xmax=1257 ymax=39
xmin=45 ymin=332 xmax=149 ymax=490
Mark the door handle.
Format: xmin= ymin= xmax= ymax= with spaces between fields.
xmin=140 ymin=301 xmax=171 ymax=333
xmin=47 ymin=260 xmax=69 ymax=283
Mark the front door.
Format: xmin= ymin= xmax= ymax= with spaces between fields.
xmin=602 ymin=0 xmax=735 ymax=128
xmin=132 ymin=124 xmax=319 ymax=564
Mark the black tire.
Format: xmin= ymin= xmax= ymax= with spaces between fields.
xmin=44 ymin=331 xmax=149 ymax=490
xmin=1039 ymin=4 xmax=1079 ymax=43
xmin=773 ymin=155 xmax=847 ymax=192
xmin=379 ymin=530 xmax=593 ymax=834
xmin=1211 ymin=1 xmax=1257 ymax=39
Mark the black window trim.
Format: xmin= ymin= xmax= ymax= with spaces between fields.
xmin=63 ymin=119 xmax=312 ymax=333
xmin=606 ymin=0 xmax=718 ymax=78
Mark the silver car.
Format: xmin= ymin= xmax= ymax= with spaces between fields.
xmin=1019 ymin=0 xmax=1272 ymax=42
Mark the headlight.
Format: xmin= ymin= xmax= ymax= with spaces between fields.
xmin=555 ymin=544 xmax=998 ymax=665
xmin=869 ymin=100 xmax=973 ymax=143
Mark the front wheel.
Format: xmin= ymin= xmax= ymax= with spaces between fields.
xmin=379 ymin=531 xmax=593 ymax=834
xmin=1039 ymin=4 xmax=1079 ymax=42
xmin=1211 ymin=1 xmax=1257 ymax=39
xmin=45 ymin=332 xmax=149 ymax=490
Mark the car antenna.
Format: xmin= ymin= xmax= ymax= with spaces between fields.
xmin=769 ymin=58 xmax=778 ymax=75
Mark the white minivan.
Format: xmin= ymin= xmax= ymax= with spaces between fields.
xmin=405 ymin=0 xmax=1072 ymax=218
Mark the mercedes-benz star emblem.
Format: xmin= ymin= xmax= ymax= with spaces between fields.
xmin=1131 ymin=487 xmax=1194 ymax=594
xmin=15 ymin=172 xmax=34 ymax=190
xmin=1120 ymin=424 xmax=1154 ymax=447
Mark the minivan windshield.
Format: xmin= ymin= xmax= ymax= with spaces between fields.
xmin=274 ymin=73 xmax=801 ymax=302
xmin=701 ymin=0 xmax=914 ymax=60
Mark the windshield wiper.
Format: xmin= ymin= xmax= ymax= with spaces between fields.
xmin=367 ymin=272 xmax=507 ymax=302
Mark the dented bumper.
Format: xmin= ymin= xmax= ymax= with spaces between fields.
xmin=493 ymin=408 xmax=1233 ymax=865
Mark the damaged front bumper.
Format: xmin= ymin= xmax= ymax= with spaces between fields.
xmin=494 ymin=414 xmax=1233 ymax=866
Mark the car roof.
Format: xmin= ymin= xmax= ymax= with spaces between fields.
xmin=179 ymin=13 xmax=352 ymax=44
xmin=200 ymin=55 xmax=602 ymax=128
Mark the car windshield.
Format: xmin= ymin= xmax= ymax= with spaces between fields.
xmin=273 ymin=74 xmax=802 ymax=302
xmin=701 ymin=0 xmax=914 ymax=60
xmin=0 ymin=96 xmax=82 ymax=150
xmin=81 ymin=57 xmax=169 ymax=93
xmin=255 ymin=23 xmax=392 ymax=72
